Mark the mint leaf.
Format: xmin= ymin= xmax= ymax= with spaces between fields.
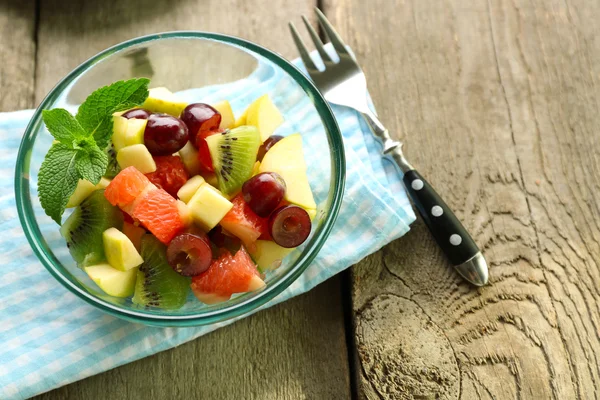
xmin=76 ymin=78 xmax=150 ymax=148
xmin=38 ymin=143 xmax=79 ymax=224
xmin=75 ymin=144 xmax=108 ymax=184
xmin=42 ymin=109 xmax=87 ymax=146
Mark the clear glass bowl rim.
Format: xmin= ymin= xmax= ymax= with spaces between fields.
xmin=14 ymin=31 xmax=346 ymax=327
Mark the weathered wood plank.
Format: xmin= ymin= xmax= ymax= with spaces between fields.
xmin=0 ymin=0 xmax=36 ymax=111
xmin=323 ymin=0 xmax=600 ymax=398
xmin=32 ymin=1 xmax=351 ymax=399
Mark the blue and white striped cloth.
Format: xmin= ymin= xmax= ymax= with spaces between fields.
xmin=0 ymin=51 xmax=415 ymax=399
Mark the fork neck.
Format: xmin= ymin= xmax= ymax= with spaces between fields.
xmin=361 ymin=108 xmax=414 ymax=173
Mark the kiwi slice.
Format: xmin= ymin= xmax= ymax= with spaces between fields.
xmin=207 ymin=126 xmax=261 ymax=197
xmin=60 ymin=189 xmax=124 ymax=267
xmin=104 ymin=142 xmax=120 ymax=179
xmin=133 ymin=234 xmax=189 ymax=309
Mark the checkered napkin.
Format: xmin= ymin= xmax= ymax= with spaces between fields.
xmin=0 ymin=52 xmax=415 ymax=399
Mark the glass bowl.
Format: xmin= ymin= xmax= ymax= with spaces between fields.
xmin=14 ymin=32 xmax=345 ymax=327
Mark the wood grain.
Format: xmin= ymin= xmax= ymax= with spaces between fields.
xmin=0 ymin=0 xmax=36 ymax=111
xmin=31 ymin=1 xmax=351 ymax=399
xmin=323 ymin=0 xmax=600 ymax=398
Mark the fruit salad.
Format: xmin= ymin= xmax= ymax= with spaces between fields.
xmin=38 ymin=79 xmax=316 ymax=309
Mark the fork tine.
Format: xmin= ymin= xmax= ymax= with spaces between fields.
xmin=301 ymin=15 xmax=332 ymax=63
xmin=315 ymin=8 xmax=348 ymax=55
xmin=289 ymin=22 xmax=318 ymax=71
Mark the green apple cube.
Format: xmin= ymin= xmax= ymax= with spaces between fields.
xmin=103 ymin=227 xmax=144 ymax=271
xmin=245 ymin=95 xmax=284 ymax=142
xmin=259 ymin=133 xmax=316 ymax=209
xmin=177 ymin=175 xmax=206 ymax=203
xmin=177 ymin=200 xmax=193 ymax=227
xmin=66 ymin=177 xmax=112 ymax=208
xmin=117 ymin=144 xmax=156 ymax=174
xmin=252 ymin=240 xmax=294 ymax=272
xmin=112 ymin=115 xmax=147 ymax=151
xmin=212 ymin=100 xmax=235 ymax=130
xmin=142 ymin=87 xmax=188 ymax=117
xmin=85 ymin=263 xmax=138 ymax=298
xmin=178 ymin=141 xmax=201 ymax=176
xmin=188 ymin=184 xmax=233 ymax=231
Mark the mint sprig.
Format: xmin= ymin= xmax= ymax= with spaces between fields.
xmin=38 ymin=144 xmax=79 ymax=224
xmin=42 ymin=108 xmax=87 ymax=145
xmin=76 ymin=78 xmax=150 ymax=148
xmin=38 ymin=78 xmax=150 ymax=224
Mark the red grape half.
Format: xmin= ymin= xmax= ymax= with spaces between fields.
xmin=268 ymin=205 xmax=311 ymax=248
xmin=167 ymin=232 xmax=212 ymax=276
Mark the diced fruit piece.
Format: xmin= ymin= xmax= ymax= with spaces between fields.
xmin=112 ymin=115 xmax=147 ymax=151
xmin=257 ymin=135 xmax=284 ymax=161
xmin=67 ymin=178 xmax=110 ymax=208
xmin=144 ymin=155 xmax=189 ymax=197
xmin=167 ymin=232 xmax=212 ymax=276
xmin=142 ymin=87 xmax=188 ymax=117
xmin=122 ymin=211 xmax=134 ymax=224
xmin=180 ymin=103 xmax=221 ymax=146
xmin=220 ymin=194 xmax=268 ymax=251
xmin=246 ymin=94 xmax=284 ymax=142
xmin=60 ymin=190 xmax=124 ymax=267
xmin=132 ymin=188 xmax=186 ymax=244
xmin=103 ymin=142 xmax=120 ymax=179
xmin=208 ymin=227 xmax=242 ymax=253
xmin=187 ymin=184 xmax=233 ymax=231
xmin=201 ymin=171 xmax=219 ymax=188
xmin=121 ymin=108 xmax=151 ymax=119
xmin=122 ymin=222 xmax=146 ymax=252
xmin=133 ymin=235 xmax=190 ymax=309
xmin=306 ymin=208 xmax=317 ymax=221
xmin=207 ymin=126 xmax=261 ymax=197
xmin=251 ymin=240 xmax=294 ymax=272
xmin=144 ymin=114 xmax=188 ymax=155
xmin=103 ymin=227 xmax=144 ymax=271
xmin=196 ymin=129 xmax=220 ymax=172
xmin=242 ymin=172 xmax=286 ymax=217
xmin=178 ymin=141 xmax=201 ymax=175
xmin=269 ymin=205 xmax=311 ymax=248
xmin=112 ymin=115 xmax=128 ymax=147
xmin=259 ymin=133 xmax=316 ymax=209
xmin=251 ymin=161 xmax=261 ymax=177
xmin=191 ymin=247 xmax=264 ymax=304
xmin=212 ymin=100 xmax=235 ymax=129
xmin=117 ymin=144 xmax=157 ymax=174
xmin=177 ymin=200 xmax=193 ymax=227
xmin=96 ymin=177 xmax=111 ymax=189
xmin=177 ymin=175 xmax=206 ymax=203
xmin=121 ymin=183 xmax=157 ymax=216
xmin=85 ymin=263 xmax=137 ymax=298
xmin=234 ymin=108 xmax=248 ymax=127
xmin=104 ymin=166 xmax=151 ymax=207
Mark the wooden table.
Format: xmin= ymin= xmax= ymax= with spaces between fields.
xmin=2 ymin=0 xmax=599 ymax=398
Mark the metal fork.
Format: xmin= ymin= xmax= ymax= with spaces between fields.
xmin=290 ymin=9 xmax=489 ymax=286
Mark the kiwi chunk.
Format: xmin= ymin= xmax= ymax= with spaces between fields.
xmin=104 ymin=142 xmax=121 ymax=179
xmin=206 ymin=126 xmax=261 ymax=197
xmin=133 ymin=235 xmax=189 ymax=309
xmin=60 ymin=190 xmax=124 ymax=267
